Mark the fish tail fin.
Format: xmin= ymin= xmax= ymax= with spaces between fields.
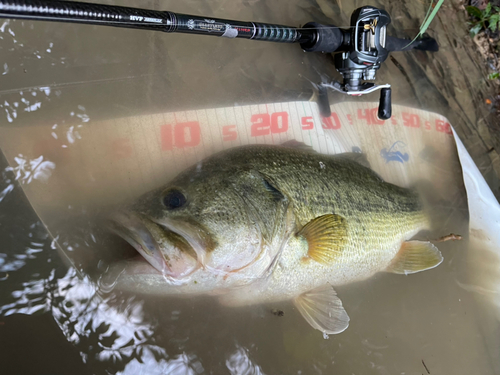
xmin=410 ymin=179 xmax=465 ymax=237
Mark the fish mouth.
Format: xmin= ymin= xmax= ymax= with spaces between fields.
xmin=108 ymin=212 xmax=199 ymax=280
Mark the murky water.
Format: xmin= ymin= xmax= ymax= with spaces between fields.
xmin=1 ymin=0 xmax=499 ymax=374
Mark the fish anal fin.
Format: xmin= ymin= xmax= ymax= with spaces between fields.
xmin=297 ymin=214 xmax=347 ymax=265
xmin=294 ymin=284 xmax=350 ymax=335
xmin=386 ymin=240 xmax=443 ymax=275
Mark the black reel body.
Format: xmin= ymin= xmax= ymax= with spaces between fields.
xmin=350 ymin=7 xmax=390 ymax=68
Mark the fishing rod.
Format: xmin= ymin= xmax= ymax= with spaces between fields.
xmin=0 ymin=1 xmax=439 ymax=120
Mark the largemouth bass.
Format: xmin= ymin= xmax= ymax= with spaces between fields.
xmin=109 ymin=141 xmax=442 ymax=334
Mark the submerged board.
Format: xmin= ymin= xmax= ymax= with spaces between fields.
xmin=1 ymin=100 xmax=499 ymax=374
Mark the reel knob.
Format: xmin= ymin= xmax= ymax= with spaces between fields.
xmin=377 ymin=87 xmax=392 ymax=120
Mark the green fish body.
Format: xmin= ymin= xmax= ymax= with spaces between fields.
xmin=110 ymin=142 xmax=442 ymax=334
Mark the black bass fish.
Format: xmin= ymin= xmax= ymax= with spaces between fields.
xmin=109 ymin=141 xmax=442 ymax=334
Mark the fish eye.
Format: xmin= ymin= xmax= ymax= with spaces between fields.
xmin=162 ymin=189 xmax=187 ymax=210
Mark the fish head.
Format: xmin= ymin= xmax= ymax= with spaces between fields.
xmin=108 ymin=159 xmax=289 ymax=294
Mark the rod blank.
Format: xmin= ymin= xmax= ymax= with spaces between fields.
xmin=0 ymin=0 xmax=315 ymax=43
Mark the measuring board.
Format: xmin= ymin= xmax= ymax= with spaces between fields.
xmin=0 ymin=101 xmax=460 ymax=216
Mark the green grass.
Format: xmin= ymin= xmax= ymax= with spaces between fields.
xmin=405 ymin=0 xmax=445 ymax=48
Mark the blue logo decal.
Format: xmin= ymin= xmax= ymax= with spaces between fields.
xmin=381 ymin=141 xmax=409 ymax=163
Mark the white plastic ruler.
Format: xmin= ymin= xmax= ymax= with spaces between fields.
xmin=0 ymin=101 xmax=458 ymax=213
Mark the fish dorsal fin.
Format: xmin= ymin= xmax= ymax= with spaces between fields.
xmin=333 ymin=152 xmax=371 ymax=169
xmin=386 ymin=240 xmax=443 ymax=275
xmin=297 ymin=214 xmax=347 ymax=265
xmin=333 ymin=152 xmax=385 ymax=182
xmin=281 ymin=140 xmax=315 ymax=152
xmin=294 ymin=284 xmax=350 ymax=335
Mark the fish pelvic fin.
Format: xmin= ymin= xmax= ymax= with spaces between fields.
xmin=294 ymin=284 xmax=350 ymax=335
xmin=386 ymin=240 xmax=443 ymax=275
xmin=297 ymin=214 xmax=347 ymax=265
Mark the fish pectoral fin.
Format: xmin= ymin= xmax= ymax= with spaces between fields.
xmin=294 ymin=284 xmax=350 ymax=335
xmin=298 ymin=214 xmax=347 ymax=264
xmin=386 ymin=240 xmax=443 ymax=275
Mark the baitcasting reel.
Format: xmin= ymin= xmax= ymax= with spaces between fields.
xmin=301 ymin=7 xmax=393 ymax=119
xmin=299 ymin=6 xmax=437 ymax=119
